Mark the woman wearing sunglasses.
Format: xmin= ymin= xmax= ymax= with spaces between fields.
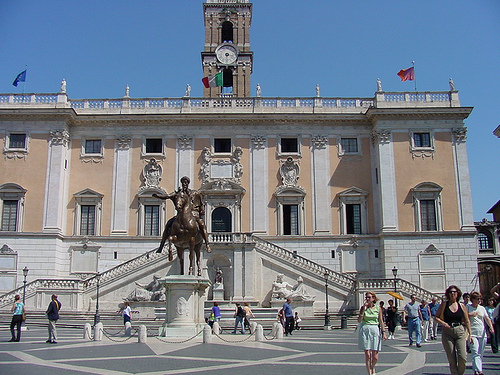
xmin=434 ymin=285 xmax=472 ymax=375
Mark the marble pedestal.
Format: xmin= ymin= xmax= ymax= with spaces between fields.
xmin=212 ymin=282 xmax=225 ymax=300
xmin=271 ymin=299 xmax=314 ymax=317
xmin=158 ymin=275 xmax=211 ymax=337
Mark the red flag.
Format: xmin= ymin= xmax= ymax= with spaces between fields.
xmin=397 ymin=67 xmax=414 ymax=81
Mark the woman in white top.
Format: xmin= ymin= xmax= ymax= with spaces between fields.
xmin=466 ymin=292 xmax=494 ymax=375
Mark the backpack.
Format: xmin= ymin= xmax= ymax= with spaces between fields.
xmin=237 ymin=306 xmax=246 ymax=317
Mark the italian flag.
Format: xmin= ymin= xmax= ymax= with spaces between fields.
xmin=202 ymin=72 xmax=223 ymax=88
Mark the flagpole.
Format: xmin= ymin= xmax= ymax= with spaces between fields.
xmin=23 ymin=66 xmax=27 ymax=95
xmin=412 ymin=61 xmax=417 ymax=92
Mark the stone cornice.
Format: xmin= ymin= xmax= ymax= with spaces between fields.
xmin=366 ymin=107 xmax=473 ymax=121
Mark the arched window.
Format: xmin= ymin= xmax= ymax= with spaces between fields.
xmin=478 ymin=232 xmax=493 ymax=251
xmin=221 ymin=21 xmax=233 ymax=43
xmin=212 ymin=207 xmax=232 ymax=232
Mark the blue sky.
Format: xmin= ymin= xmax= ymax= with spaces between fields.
xmin=1 ymin=0 xmax=499 ymax=221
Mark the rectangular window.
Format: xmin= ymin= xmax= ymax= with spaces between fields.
xmin=281 ymin=138 xmax=298 ymax=153
xmin=1 ymin=200 xmax=18 ymax=231
xmin=283 ymin=204 xmax=299 ymax=235
xmin=9 ymin=134 xmax=26 ymax=149
xmin=420 ymin=200 xmax=437 ymax=231
xmin=346 ymin=204 xmax=361 ymax=234
xmin=145 ymin=138 xmax=163 ymax=154
xmin=413 ymin=133 xmax=431 ymax=148
xmin=144 ymin=205 xmax=160 ymax=236
xmin=84 ymin=139 xmax=102 ymax=154
xmin=80 ymin=205 xmax=96 ymax=235
xmin=341 ymin=138 xmax=358 ymax=153
xmin=214 ymin=138 xmax=231 ymax=153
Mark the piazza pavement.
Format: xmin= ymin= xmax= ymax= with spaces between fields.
xmin=0 ymin=322 xmax=498 ymax=375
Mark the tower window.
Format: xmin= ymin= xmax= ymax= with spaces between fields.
xmin=221 ymin=21 xmax=233 ymax=43
xmin=223 ymin=68 xmax=233 ymax=88
xmin=478 ymin=232 xmax=493 ymax=251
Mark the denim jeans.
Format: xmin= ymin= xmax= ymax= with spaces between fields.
xmin=407 ymin=317 xmax=421 ymax=345
xmin=233 ymin=316 xmax=245 ymax=333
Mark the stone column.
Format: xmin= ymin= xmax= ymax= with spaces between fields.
xmin=110 ymin=136 xmax=131 ymax=235
xmin=373 ymin=129 xmax=398 ymax=232
xmin=250 ymin=135 xmax=268 ymax=234
xmin=43 ymin=130 xmax=70 ymax=233
xmin=311 ymin=135 xmax=331 ymax=234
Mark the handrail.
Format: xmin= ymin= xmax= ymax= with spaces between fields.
xmin=358 ymin=278 xmax=442 ymax=301
xmin=252 ymin=235 xmax=356 ymax=291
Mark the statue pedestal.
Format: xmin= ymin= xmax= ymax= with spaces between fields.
xmin=212 ymin=282 xmax=225 ymax=301
xmin=271 ymin=300 xmax=315 ymax=318
xmin=158 ymin=275 xmax=211 ymax=337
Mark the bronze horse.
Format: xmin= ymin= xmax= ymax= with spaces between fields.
xmin=163 ymin=191 xmax=204 ymax=276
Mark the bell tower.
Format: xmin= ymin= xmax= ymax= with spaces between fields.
xmin=202 ymin=0 xmax=253 ymax=98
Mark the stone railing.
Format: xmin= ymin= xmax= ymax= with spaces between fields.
xmin=0 ymin=91 xmax=459 ymax=114
xmin=252 ymin=236 xmax=356 ymax=292
xmin=358 ymin=278 xmax=442 ymax=302
xmin=83 ymin=247 xmax=171 ymax=291
xmin=0 ymin=279 xmax=82 ymax=309
xmin=0 ymin=246 xmax=171 ymax=308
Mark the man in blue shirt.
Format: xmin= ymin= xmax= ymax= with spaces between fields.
xmin=404 ymin=295 xmax=423 ymax=347
xmin=283 ymin=298 xmax=294 ymax=336
xmin=428 ymin=297 xmax=440 ymax=340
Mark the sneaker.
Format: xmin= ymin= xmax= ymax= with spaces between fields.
xmin=409 ymin=343 xmax=413 ymax=346
xmin=46 ymin=340 xmax=52 ymax=343
xmin=416 ymin=344 xmax=421 ymax=347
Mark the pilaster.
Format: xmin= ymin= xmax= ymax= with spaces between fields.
xmin=250 ymin=135 xmax=268 ymax=234
xmin=110 ymin=136 xmax=132 ymax=235
xmin=311 ymin=135 xmax=331 ymax=234
xmin=372 ymin=129 xmax=398 ymax=232
xmin=176 ymin=136 xmax=194 ymax=186
xmin=43 ymin=130 xmax=70 ymax=233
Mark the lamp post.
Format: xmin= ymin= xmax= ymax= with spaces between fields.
xmin=94 ymin=272 xmax=101 ymax=326
xmin=22 ymin=266 xmax=29 ymax=305
xmin=392 ymin=266 xmax=398 ymax=308
xmin=324 ymin=272 xmax=330 ymax=330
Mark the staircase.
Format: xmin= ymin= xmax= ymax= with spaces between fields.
xmin=0 ymin=246 xmax=173 ymax=310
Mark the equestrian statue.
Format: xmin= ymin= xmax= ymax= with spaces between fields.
xmin=152 ymin=176 xmax=211 ymax=276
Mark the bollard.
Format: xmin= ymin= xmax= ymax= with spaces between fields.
xmin=273 ymin=322 xmax=284 ymax=339
xmin=341 ymin=315 xmax=347 ymax=330
xmin=203 ymin=324 xmax=212 ymax=343
xmin=125 ymin=321 xmax=132 ymax=336
xmin=212 ymin=321 xmax=221 ymax=336
xmin=84 ymin=323 xmax=92 ymax=340
xmin=255 ymin=324 xmax=264 ymax=341
xmin=94 ymin=322 xmax=103 ymax=341
xmin=250 ymin=321 xmax=257 ymax=334
xmin=138 ymin=325 xmax=147 ymax=343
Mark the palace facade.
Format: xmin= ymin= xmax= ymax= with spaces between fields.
xmin=0 ymin=0 xmax=477 ymax=313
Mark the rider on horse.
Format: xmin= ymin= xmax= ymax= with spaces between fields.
xmin=153 ymin=176 xmax=211 ymax=255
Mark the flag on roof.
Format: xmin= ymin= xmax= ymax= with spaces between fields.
xmin=202 ymin=72 xmax=223 ymax=88
xmin=12 ymin=70 xmax=27 ymax=87
xmin=397 ymin=67 xmax=414 ymax=82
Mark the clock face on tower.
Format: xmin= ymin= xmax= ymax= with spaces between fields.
xmin=216 ymin=44 xmax=238 ymax=65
